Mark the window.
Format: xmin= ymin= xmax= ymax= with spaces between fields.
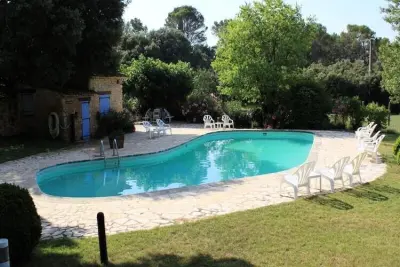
xmin=21 ymin=93 xmax=34 ymax=115
xmin=99 ymin=95 xmax=110 ymax=115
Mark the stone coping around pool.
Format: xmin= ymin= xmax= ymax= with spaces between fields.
xmin=0 ymin=126 xmax=387 ymax=240
xmin=34 ymin=129 xmax=315 ymax=203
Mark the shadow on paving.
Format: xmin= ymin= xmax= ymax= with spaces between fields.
xmin=40 ymin=216 xmax=92 ymax=240
xmin=306 ymin=195 xmax=353 ymax=210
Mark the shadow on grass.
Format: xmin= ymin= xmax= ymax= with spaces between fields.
xmin=366 ymin=184 xmax=400 ymax=195
xmin=306 ymin=195 xmax=353 ymax=210
xmin=25 ymin=248 xmax=254 ymax=267
xmin=344 ymin=188 xmax=388 ymax=202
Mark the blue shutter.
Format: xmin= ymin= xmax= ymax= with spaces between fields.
xmin=99 ymin=95 xmax=110 ymax=115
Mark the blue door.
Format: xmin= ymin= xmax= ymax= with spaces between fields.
xmin=81 ymin=101 xmax=90 ymax=140
xmin=99 ymin=95 xmax=110 ymax=115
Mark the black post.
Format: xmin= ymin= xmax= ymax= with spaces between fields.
xmin=97 ymin=212 xmax=108 ymax=265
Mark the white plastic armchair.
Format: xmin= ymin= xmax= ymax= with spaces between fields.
xmin=143 ymin=109 xmax=152 ymax=121
xmin=319 ymin=156 xmax=350 ymax=192
xmin=156 ymin=119 xmax=172 ymax=135
xmin=280 ymin=161 xmax=317 ymax=199
xmin=222 ymin=114 xmax=234 ymax=128
xmin=163 ymin=109 xmax=174 ymax=123
xmin=356 ymin=122 xmax=376 ymax=139
xmin=343 ymin=152 xmax=367 ymax=185
xmin=203 ymin=115 xmax=215 ymax=129
xmin=153 ymin=108 xmax=161 ymax=121
xmin=361 ymin=134 xmax=385 ymax=162
xmin=359 ymin=131 xmax=381 ymax=148
xmin=142 ymin=121 xmax=160 ymax=139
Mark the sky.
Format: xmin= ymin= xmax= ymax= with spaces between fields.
xmin=123 ymin=0 xmax=397 ymax=46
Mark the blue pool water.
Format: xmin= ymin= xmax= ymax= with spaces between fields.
xmin=37 ymin=131 xmax=314 ymax=198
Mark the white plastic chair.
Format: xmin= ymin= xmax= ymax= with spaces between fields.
xmin=356 ymin=123 xmax=376 ymax=139
xmin=153 ymin=108 xmax=161 ymax=121
xmin=343 ymin=152 xmax=367 ymax=186
xmin=280 ymin=161 xmax=317 ymax=199
xmin=359 ymin=131 xmax=381 ymax=148
xmin=319 ymin=157 xmax=350 ymax=192
xmin=143 ymin=109 xmax=152 ymax=121
xmin=361 ymin=134 xmax=385 ymax=162
xmin=156 ymin=119 xmax=172 ymax=135
xmin=203 ymin=115 xmax=215 ymax=129
xmin=142 ymin=121 xmax=160 ymax=139
xmin=222 ymin=114 xmax=234 ymax=128
xmin=163 ymin=109 xmax=174 ymax=123
xmin=355 ymin=122 xmax=375 ymax=136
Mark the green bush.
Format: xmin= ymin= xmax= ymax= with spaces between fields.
xmin=0 ymin=183 xmax=42 ymax=264
xmin=122 ymin=56 xmax=193 ymax=119
xmin=347 ymin=97 xmax=366 ymax=130
xmin=365 ymin=102 xmax=390 ymax=129
xmin=224 ymin=101 xmax=252 ymax=128
xmin=287 ymin=79 xmax=332 ymax=129
xmin=182 ymin=94 xmax=223 ymax=123
xmin=96 ymin=110 xmax=134 ymax=137
xmin=394 ymin=136 xmax=400 ymax=156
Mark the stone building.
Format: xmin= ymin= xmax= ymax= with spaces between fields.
xmin=0 ymin=76 xmax=124 ymax=142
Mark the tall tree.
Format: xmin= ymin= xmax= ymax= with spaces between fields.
xmin=212 ymin=0 xmax=315 ymax=111
xmin=124 ymin=18 xmax=148 ymax=34
xmin=165 ymin=5 xmax=207 ymax=44
xmin=211 ymin=19 xmax=232 ymax=37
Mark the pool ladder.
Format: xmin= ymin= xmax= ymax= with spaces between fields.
xmin=100 ymin=139 xmax=120 ymax=169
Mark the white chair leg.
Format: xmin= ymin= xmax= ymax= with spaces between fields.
xmin=348 ymin=174 xmax=353 ymax=186
xmin=293 ymin=187 xmax=298 ymax=199
xmin=306 ymin=184 xmax=310 ymax=195
xmin=329 ymin=180 xmax=334 ymax=192
xmin=341 ymin=178 xmax=345 ymax=188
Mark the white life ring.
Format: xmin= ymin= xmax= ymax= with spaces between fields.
xmin=48 ymin=112 xmax=60 ymax=139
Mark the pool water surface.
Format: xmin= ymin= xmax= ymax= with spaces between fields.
xmin=37 ymin=131 xmax=314 ymax=197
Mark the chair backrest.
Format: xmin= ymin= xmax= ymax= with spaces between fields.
xmin=372 ymin=134 xmax=385 ymax=152
xmin=156 ymin=119 xmax=165 ymax=127
xmin=153 ymin=108 xmax=161 ymax=120
xmin=144 ymin=109 xmax=152 ymax=118
xmin=203 ymin=115 xmax=214 ymax=123
xmin=331 ymin=157 xmax=350 ymax=178
xmin=164 ymin=109 xmax=171 ymax=117
xmin=368 ymin=123 xmax=377 ymax=134
xmin=294 ymin=161 xmax=316 ymax=186
xmin=367 ymin=121 xmax=375 ymax=128
xmin=370 ymin=131 xmax=381 ymax=141
xmin=222 ymin=114 xmax=231 ymax=123
xmin=350 ymin=152 xmax=367 ymax=174
xmin=142 ymin=121 xmax=152 ymax=130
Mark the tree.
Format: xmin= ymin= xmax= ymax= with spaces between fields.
xmin=0 ymin=0 xmax=128 ymax=91
xmin=165 ymin=5 xmax=207 ymax=45
xmin=212 ymin=0 xmax=315 ymax=113
xmin=211 ymin=19 xmax=232 ymax=37
xmin=382 ymin=0 xmax=400 ymax=32
xmin=190 ymin=45 xmax=215 ymax=69
xmin=122 ymin=56 xmax=193 ymax=117
xmin=124 ymin=18 xmax=148 ymax=34
xmin=380 ymin=41 xmax=400 ymax=102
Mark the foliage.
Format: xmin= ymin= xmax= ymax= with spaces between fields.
xmin=0 ymin=183 xmax=42 ymax=264
xmin=393 ymin=136 xmax=400 ymax=156
xmin=380 ymin=41 xmax=400 ymax=102
xmin=182 ymin=94 xmax=223 ymax=123
xmin=96 ymin=110 xmax=133 ymax=137
xmin=123 ymin=95 xmax=140 ymax=116
xmin=212 ymin=0 xmax=316 ymax=114
xmin=223 ymin=101 xmax=252 ymax=128
xmin=347 ymin=97 xmax=366 ymax=130
xmin=192 ymin=69 xmax=219 ymax=96
xmin=211 ymin=19 xmax=232 ymax=37
xmin=165 ymin=5 xmax=207 ymax=45
xmin=287 ymin=79 xmax=332 ymax=129
xmin=122 ymin=56 xmax=193 ymax=118
xmin=382 ymin=0 xmax=400 ymax=32
xmin=190 ymin=45 xmax=215 ymax=69
xmin=365 ymin=102 xmax=390 ymax=129
xmin=124 ymin=18 xmax=148 ymax=34
xmin=0 ymin=0 xmax=128 ymax=90
xmin=304 ymin=60 xmax=388 ymax=106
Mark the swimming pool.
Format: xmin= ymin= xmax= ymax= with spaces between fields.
xmin=37 ymin=131 xmax=314 ymax=198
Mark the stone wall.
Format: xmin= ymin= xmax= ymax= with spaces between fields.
xmin=0 ymin=96 xmax=21 ymax=136
xmin=89 ymin=76 xmax=123 ymax=112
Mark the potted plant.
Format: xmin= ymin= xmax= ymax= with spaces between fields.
xmin=108 ymin=129 xmax=125 ymax=149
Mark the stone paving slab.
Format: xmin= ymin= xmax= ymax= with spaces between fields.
xmin=0 ymin=125 xmax=386 ymax=240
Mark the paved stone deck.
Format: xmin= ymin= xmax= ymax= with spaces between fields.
xmin=0 ymin=125 xmax=386 ymax=240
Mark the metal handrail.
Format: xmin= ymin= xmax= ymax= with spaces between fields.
xmin=100 ymin=140 xmax=105 ymax=157
xmin=112 ymin=139 xmax=120 ymax=167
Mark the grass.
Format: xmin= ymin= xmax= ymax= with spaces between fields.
xmin=0 ymin=136 xmax=71 ymax=164
xmin=21 ymin=132 xmax=400 ymax=266
xmin=387 ymin=114 xmax=400 ymax=134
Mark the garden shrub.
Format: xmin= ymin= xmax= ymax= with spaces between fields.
xmin=0 ymin=183 xmax=42 ymax=264
xmin=122 ymin=56 xmax=193 ymax=119
xmin=224 ymin=101 xmax=252 ymax=128
xmin=347 ymin=97 xmax=366 ymax=130
xmin=182 ymin=94 xmax=223 ymax=123
xmin=365 ymin=102 xmax=390 ymax=129
xmin=96 ymin=110 xmax=134 ymax=137
xmin=394 ymin=136 xmax=400 ymax=156
xmin=287 ymin=79 xmax=332 ymax=129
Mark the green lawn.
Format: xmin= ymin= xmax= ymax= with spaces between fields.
xmin=387 ymin=114 xmax=400 ymax=133
xmin=0 ymin=136 xmax=71 ymax=164
xmin=23 ymin=133 xmax=400 ymax=267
